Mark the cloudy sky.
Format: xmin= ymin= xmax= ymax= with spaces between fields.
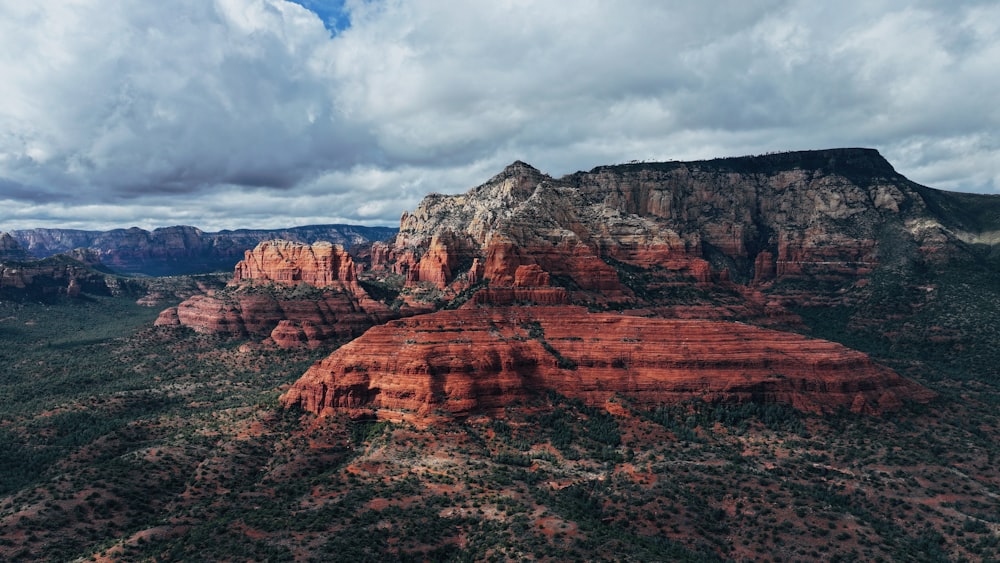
xmin=1 ymin=0 xmax=998 ymax=231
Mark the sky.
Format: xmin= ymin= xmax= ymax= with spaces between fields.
xmin=1 ymin=0 xmax=998 ymax=232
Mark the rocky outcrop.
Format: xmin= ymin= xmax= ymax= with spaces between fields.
xmin=157 ymin=241 xmax=397 ymax=348
xmin=371 ymin=162 xmax=643 ymax=303
xmin=161 ymin=291 xmax=391 ymax=347
xmin=233 ymin=240 xmax=358 ymax=286
xmin=9 ymin=224 xmax=397 ymax=276
xmin=280 ymin=306 xmax=933 ymax=420
xmin=2 ymin=234 xmax=103 ymax=297
xmin=0 ymin=255 xmax=121 ymax=298
xmin=0 ymin=234 xmax=166 ymax=300
xmin=60 ymin=248 xmax=107 ymax=269
xmin=0 ymin=233 xmax=31 ymax=261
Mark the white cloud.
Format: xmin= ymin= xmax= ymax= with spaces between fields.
xmin=0 ymin=0 xmax=998 ymax=231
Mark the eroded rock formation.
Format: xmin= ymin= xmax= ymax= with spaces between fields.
xmin=280 ymin=306 xmax=933 ymax=420
xmin=370 ymin=149 xmax=997 ymax=312
xmin=233 ymin=240 xmax=358 ymax=286
xmin=0 ymin=258 xmax=125 ymax=298
xmin=147 ymin=149 xmax=988 ymax=418
xmin=156 ymin=240 xmax=397 ymax=348
xmin=0 ymin=234 xmax=127 ymax=298
xmin=160 ymin=290 xmax=393 ymax=347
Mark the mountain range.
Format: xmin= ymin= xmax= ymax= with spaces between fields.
xmin=6 ymin=224 xmax=397 ymax=276
xmin=148 ymin=148 xmax=998 ymax=421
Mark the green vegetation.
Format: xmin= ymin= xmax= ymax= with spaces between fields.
xmin=794 ymin=267 xmax=1000 ymax=386
xmin=602 ymin=256 xmax=710 ymax=303
xmin=0 ymin=292 xmax=330 ymax=560
xmin=441 ymin=279 xmax=488 ymax=310
xmin=521 ymin=322 xmax=577 ymax=370
xmin=1 ymin=269 xmax=999 ymax=561
xmin=358 ymin=273 xmax=405 ymax=308
xmin=221 ymin=279 xmax=328 ymax=300
xmin=646 ymin=399 xmax=807 ymax=441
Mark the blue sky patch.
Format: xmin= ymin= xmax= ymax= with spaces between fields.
xmin=287 ymin=0 xmax=351 ymax=33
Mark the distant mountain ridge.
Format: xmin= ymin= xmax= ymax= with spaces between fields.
xmin=0 ymin=232 xmax=132 ymax=299
xmin=0 ymin=232 xmax=31 ymax=261
xmin=7 ymin=224 xmax=398 ymax=276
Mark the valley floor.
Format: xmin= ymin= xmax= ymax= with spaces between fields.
xmin=0 ymin=294 xmax=999 ymax=561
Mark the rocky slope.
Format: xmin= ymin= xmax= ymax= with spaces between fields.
xmin=0 ymin=255 xmax=132 ymax=299
xmin=0 ymin=232 xmax=136 ymax=298
xmin=0 ymin=233 xmax=31 ymax=261
xmin=372 ymin=149 xmax=999 ymax=310
xmin=280 ymin=305 xmax=933 ymax=420
xmin=156 ymin=240 xmax=400 ymax=348
xmin=9 ymin=224 xmax=397 ymax=276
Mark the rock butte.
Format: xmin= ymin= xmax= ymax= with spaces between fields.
xmin=0 ymin=259 xmax=95 ymax=297
xmin=233 ymin=240 xmax=358 ymax=286
xmin=156 ymin=240 xmax=398 ymax=348
xmin=280 ymin=306 xmax=934 ymax=420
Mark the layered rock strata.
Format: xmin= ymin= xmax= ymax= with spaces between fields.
xmin=281 ymin=306 xmax=933 ymax=420
xmin=159 ymin=292 xmax=391 ymax=347
xmin=278 ymin=150 xmax=968 ymax=420
xmin=0 ymin=257 xmax=124 ymax=298
xmin=370 ymin=149 xmax=997 ymax=311
xmin=233 ymin=240 xmax=358 ymax=286
xmin=1 ymin=234 xmax=124 ymax=298
xmin=156 ymin=241 xmax=395 ymax=348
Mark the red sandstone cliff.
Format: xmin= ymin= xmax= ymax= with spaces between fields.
xmin=280 ymin=306 xmax=933 ymax=420
xmin=233 ymin=240 xmax=358 ymax=286
xmin=152 ymin=150 xmax=972 ymax=419
xmin=156 ymin=240 xmax=397 ymax=348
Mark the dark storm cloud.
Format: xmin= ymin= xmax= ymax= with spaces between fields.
xmin=0 ymin=0 xmax=997 ymax=230
xmin=0 ymin=178 xmax=63 ymax=204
